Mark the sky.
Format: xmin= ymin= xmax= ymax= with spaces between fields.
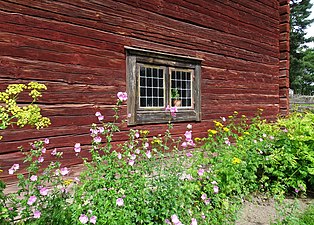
xmin=306 ymin=0 xmax=314 ymax=47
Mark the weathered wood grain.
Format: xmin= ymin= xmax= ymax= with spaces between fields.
xmin=0 ymin=0 xmax=288 ymax=183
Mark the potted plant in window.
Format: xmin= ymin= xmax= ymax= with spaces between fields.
xmin=171 ymin=88 xmax=181 ymax=107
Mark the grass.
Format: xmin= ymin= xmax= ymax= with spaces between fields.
xmin=272 ymin=202 xmax=314 ymax=225
xmin=299 ymin=204 xmax=314 ymax=225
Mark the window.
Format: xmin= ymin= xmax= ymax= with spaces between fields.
xmin=126 ymin=47 xmax=202 ymax=125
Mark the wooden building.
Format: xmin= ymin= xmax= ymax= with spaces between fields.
xmin=0 ymin=0 xmax=290 ymax=182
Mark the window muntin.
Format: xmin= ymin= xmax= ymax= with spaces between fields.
xmin=126 ymin=47 xmax=201 ymax=125
xmin=138 ymin=64 xmax=165 ymax=108
xmin=170 ymin=68 xmax=193 ymax=108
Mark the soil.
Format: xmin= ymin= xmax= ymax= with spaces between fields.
xmin=236 ymin=196 xmax=314 ymax=225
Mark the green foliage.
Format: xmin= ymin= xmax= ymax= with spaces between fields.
xmin=290 ymin=0 xmax=314 ymax=94
xmin=1 ymin=91 xmax=314 ymax=224
xmin=0 ymin=82 xmax=51 ymax=140
xmin=299 ymin=204 xmax=314 ymax=225
xmin=272 ymin=202 xmax=314 ymax=225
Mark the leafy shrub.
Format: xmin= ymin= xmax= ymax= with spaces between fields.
xmin=0 ymin=82 xmax=51 ymax=140
xmin=1 ymin=87 xmax=314 ymax=224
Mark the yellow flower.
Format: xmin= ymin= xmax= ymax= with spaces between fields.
xmin=140 ymin=130 xmax=150 ymax=136
xmin=243 ymin=132 xmax=250 ymax=135
xmin=242 ymin=115 xmax=246 ymax=118
xmin=63 ymin=179 xmax=73 ymax=186
xmin=151 ymin=138 xmax=162 ymax=145
xmin=238 ymin=136 xmax=244 ymax=140
xmin=232 ymin=157 xmax=241 ymax=164
xmin=228 ymin=115 xmax=233 ymax=119
xmin=0 ymin=169 xmax=3 ymax=173
xmin=223 ymin=127 xmax=229 ymax=132
xmin=213 ymin=120 xmax=223 ymax=128
xmin=208 ymin=129 xmax=218 ymax=135
xmin=194 ymin=137 xmax=202 ymax=142
xmin=234 ymin=111 xmax=238 ymax=114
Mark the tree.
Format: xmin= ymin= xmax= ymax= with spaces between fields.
xmin=290 ymin=0 xmax=314 ymax=94
xmin=302 ymin=48 xmax=314 ymax=94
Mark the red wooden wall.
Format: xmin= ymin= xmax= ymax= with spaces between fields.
xmin=0 ymin=0 xmax=289 ymax=182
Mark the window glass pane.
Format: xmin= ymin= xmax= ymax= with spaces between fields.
xmin=139 ymin=65 xmax=165 ymax=108
xmin=171 ymin=69 xmax=192 ymax=108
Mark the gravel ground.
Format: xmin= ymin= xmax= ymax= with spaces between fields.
xmin=236 ymin=196 xmax=314 ymax=225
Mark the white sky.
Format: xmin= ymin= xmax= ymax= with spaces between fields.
xmin=306 ymin=0 xmax=314 ymax=47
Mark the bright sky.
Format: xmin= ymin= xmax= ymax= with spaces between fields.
xmin=306 ymin=0 xmax=314 ymax=47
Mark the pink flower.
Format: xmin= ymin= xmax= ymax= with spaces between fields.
xmin=98 ymin=127 xmax=104 ymax=133
xmin=41 ymin=148 xmax=46 ymax=154
xmin=130 ymin=154 xmax=136 ymax=160
xmin=27 ymin=196 xmax=37 ymax=205
xmin=9 ymin=164 xmax=19 ymax=174
xmin=128 ymin=160 xmax=135 ymax=166
xmin=187 ymin=124 xmax=192 ymax=129
xmin=38 ymin=156 xmax=44 ymax=163
xmin=51 ymin=148 xmax=57 ymax=156
xmin=44 ymin=138 xmax=49 ymax=144
xmin=201 ymin=213 xmax=206 ymax=219
xmin=135 ymin=149 xmax=140 ymax=154
xmin=187 ymin=140 xmax=196 ymax=147
xmin=90 ymin=216 xmax=97 ymax=224
xmin=90 ymin=128 xmax=99 ymax=136
xmin=186 ymin=174 xmax=193 ymax=180
xmin=127 ymin=113 xmax=131 ymax=118
xmin=8 ymin=169 xmax=15 ymax=175
xmin=60 ymin=167 xmax=69 ymax=176
xmin=186 ymin=152 xmax=193 ymax=157
xmin=30 ymin=175 xmax=37 ymax=182
xmin=165 ymin=105 xmax=178 ymax=117
xmin=74 ymin=143 xmax=81 ymax=153
xmin=95 ymin=112 xmax=104 ymax=121
xmin=117 ymin=153 xmax=122 ymax=159
xmin=146 ymin=150 xmax=152 ymax=159
xmin=213 ymin=185 xmax=219 ymax=194
xmin=181 ymin=142 xmax=187 ymax=148
xmin=191 ymin=218 xmax=198 ymax=225
xmin=221 ymin=117 xmax=226 ymax=122
xmin=224 ymin=139 xmax=231 ymax=146
xmin=74 ymin=177 xmax=80 ymax=182
xmin=93 ymin=136 xmax=102 ymax=143
xmin=40 ymin=187 xmax=48 ymax=196
xmin=116 ymin=198 xmax=124 ymax=206
xmin=184 ymin=131 xmax=192 ymax=141
xmin=117 ymin=92 xmax=128 ymax=101
xmin=165 ymin=219 xmax=172 ymax=225
xmin=171 ymin=214 xmax=183 ymax=225
xmin=79 ymin=214 xmax=89 ymax=224
xmin=204 ymin=198 xmax=211 ymax=205
xmin=144 ymin=142 xmax=149 ymax=149
xmin=269 ymin=136 xmax=274 ymax=140
xmin=135 ymin=132 xmax=140 ymax=138
xmin=33 ymin=210 xmax=41 ymax=219
xmin=201 ymin=193 xmax=207 ymax=200
xmin=12 ymin=164 xmax=19 ymax=170
xmin=198 ymin=169 xmax=205 ymax=176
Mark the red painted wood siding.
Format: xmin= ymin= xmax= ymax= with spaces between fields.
xmin=0 ymin=0 xmax=288 ymax=182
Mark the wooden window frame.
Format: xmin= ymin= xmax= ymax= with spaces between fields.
xmin=126 ymin=47 xmax=202 ymax=125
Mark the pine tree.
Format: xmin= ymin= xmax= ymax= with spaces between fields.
xmin=290 ymin=0 xmax=314 ymax=94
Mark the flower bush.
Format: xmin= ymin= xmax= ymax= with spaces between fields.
xmin=1 ymin=88 xmax=314 ymax=224
xmin=0 ymin=82 xmax=51 ymax=138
